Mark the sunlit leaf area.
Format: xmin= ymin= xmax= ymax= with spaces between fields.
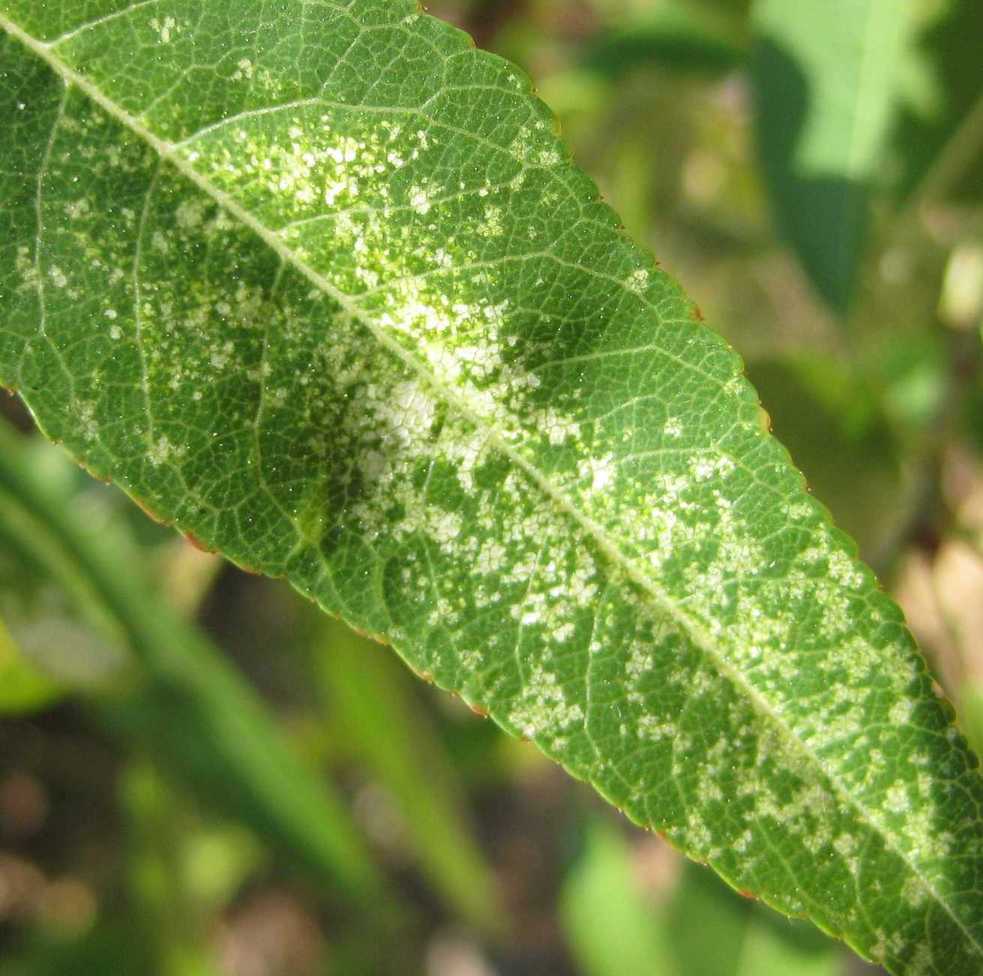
xmin=1 ymin=1 xmax=982 ymax=974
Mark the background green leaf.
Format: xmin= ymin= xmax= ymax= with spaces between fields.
xmin=581 ymin=2 xmax=746 ymax=80
xmin=560 ymin=819 xmax=677 ymax=976
xmin=750 ymin=0 xmax=910 ymax=314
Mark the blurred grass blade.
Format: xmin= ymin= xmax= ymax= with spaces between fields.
xmin=0 ymin=450 xmax=130 ymax=695
xmin=583 ymin=3 xmax=746 ymax=80
xmin=316 ymin=618 xmax=503 ymax=936
xmin=892 ymin=0 xmax=983 ymax=203
xmin=0 ymin=424 xmax=385 ymax=902
xmin=0 ymin=612 xmax=63 ymax=714
xmin=751 ymin=0 xmax=910 ymax=314
xmin=560 ymin=820 xmax=677 ymax=976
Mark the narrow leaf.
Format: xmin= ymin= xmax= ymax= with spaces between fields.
xmin=0 ymin=4 xmax=981 ymax=972
xmin=315 ymin=617 xmax=503 ymax=935
xmin=750 ymin=0 xmax=910 ymax=314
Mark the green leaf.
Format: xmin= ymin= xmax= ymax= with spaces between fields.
xmin=750 ymin=0 xmax=910 ymax=314
xmin=0 ymin=441 xmax=130 ymax=697
xmin=122 ymin=759 xmax=259 ymax=976
xmin=747 ymin=356 xmax=903 ymax=557
xmin=729 ymin=913 xmax=844 ymax=976
xmin=562 ymin=826 xmax=845 ymax=976
xmin=0 ymin=4 xmax=981 ymax=972
xmin=963 ymin=684 xmax=983 ymax=763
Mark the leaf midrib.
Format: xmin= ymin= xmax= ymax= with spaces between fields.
xmin=2 ymin=12 xmax=976 ymax=955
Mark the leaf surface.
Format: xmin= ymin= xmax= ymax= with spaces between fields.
xmin=0 ymin=3 xmax=982 ymax=971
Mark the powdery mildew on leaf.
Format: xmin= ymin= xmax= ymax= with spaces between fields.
xmin=0 ymin=3 xmax=981 ymax=973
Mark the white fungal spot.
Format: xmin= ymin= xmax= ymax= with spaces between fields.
xmin=148 ymin=435 xmax=178 ymax=466
xmin=508 ymin=666 xmax=584 ymax=740
xmin=409 ymin=185 xmax=432 ymax=214
xmin=627 ymin=269 xmax=649 ymax=294
xmin=664 ymin=417 xmax=683 ymax=438
xmin=150 ymin=16 xmax=178 ymax=43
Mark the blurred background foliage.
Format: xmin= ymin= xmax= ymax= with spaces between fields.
xmin=1 ymin=0 xmax=982 ymax=973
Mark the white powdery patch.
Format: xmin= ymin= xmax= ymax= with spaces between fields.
xmin=175 ymin=199 xmax=206 ymax=230
xmin=48 ymin=265 xmax=68 ymax=289
xmin=198 ymin=118 xmax=433 ymax=221
xmin=889 ymin=699 xmax=914 ymax=725
xmin=638 ymin=716 xmax=673 ymax=741
xmin=884 ymin=781 xmax=911 ymax=815
xmin=149 ymin=15 xmax=180 ymax=44
xmin=508 ymin=666 xmax=583 ymax=740
xmin=231 ymin=58 xmax=255 ymax=81
xmin=14 ymin=245 xmax=39 ymax=293
xmin=626 ymin=268 xmax=650 ymax=294
xmin=409 ymin=184 xmax=432 ymax=214
xmin=542 ymin=408 xmax=580 ymax=446
xmin=147 ymin=434 xmax=184 ymax=467
xmin=579 ymin=454 xmax=616 ymax=495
